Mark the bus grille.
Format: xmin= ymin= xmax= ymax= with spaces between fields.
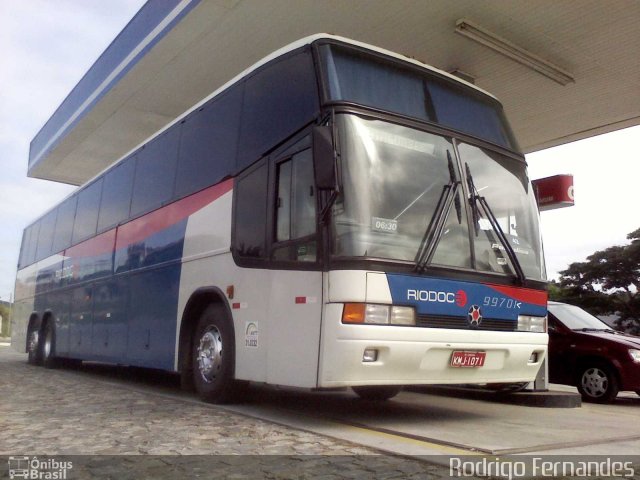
xmin=416 ymin=315 xmax=517 ymax=331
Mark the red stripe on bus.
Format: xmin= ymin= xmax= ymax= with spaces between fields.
xmin=487 ymin=284 xmax=548 ymax=306
xmin=65 ymin=179 xmax=233 ymax=259
xmin=65 ymin=229 xmax=116 ymax=259
xmin=116 ymin=179 xmax=233 ymax=251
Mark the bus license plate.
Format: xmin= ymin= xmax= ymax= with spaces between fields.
xmin=450 ymin=351 xmax=486 ymax=368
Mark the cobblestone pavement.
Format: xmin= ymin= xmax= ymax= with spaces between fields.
xmin=0 ymin=346 xmax=456 ymax=479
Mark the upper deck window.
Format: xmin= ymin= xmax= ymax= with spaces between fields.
xmin=319 ymin=44 xmax=517 ymax=150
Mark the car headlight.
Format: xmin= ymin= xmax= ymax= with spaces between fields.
xmin=629 ymin=349 xmax=640 ymax=363
xmin=517 ymin=315 xmax=547 ymax=333
xmin=342 ymin=303 xmax=416 ymax=326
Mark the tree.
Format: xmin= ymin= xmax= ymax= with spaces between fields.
xmin=555 ymin=228 xmax=640 ymax=334
xmin=0 ymin=302 xmax=10 ymax=337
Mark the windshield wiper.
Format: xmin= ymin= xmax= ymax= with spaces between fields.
xmin=414 ymin=151 xmax=460 ymax=273
xmin=465 ymin=163 xmax=526 ymax=285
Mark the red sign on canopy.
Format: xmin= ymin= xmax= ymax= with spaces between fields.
xmin=532 ymin=174 xmax=574 ymax=211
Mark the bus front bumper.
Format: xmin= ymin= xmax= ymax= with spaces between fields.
xmin=318 ymin=304 xmax=547 ymax=388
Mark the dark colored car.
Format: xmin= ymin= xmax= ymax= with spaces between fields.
xmin=547 ymin=301 xmax=640 ymax=403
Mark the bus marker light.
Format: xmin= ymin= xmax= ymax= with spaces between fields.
xmin=342 ymin=303 xmax=365 ymax=323
xmin=342 ymin=304 xmax=416 ymax=325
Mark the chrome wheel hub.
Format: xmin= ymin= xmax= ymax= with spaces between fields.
xmin=581 ymin=367 xmax=608 ymax=397
xmin=197 ymin=327 xmax=223 ymax=383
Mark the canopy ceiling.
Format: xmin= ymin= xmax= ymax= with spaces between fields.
xmin=29 ymin=0 xmax=640 ymax=185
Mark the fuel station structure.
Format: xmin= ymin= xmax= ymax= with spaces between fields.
xmin=28 ymin=0 xmax=639 ymax=186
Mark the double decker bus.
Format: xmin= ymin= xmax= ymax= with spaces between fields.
xmin=13 ymin=35 xmax=547 ymax=402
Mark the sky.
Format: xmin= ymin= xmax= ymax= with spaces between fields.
xmin=0 ymin=0 xmax=638 ymax=301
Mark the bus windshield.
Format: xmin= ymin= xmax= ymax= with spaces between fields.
xmin=332 ymin=114 xmax=545 ymax=281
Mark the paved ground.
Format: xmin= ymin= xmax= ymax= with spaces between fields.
xmin=3 ymin=343 xmax=640 ymax=479
xmin=0 ymin=345 xmax=455 ymax=479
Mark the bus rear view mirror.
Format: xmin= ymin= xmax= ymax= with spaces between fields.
xmin=313 ymin=126 xmax=336 ymax=190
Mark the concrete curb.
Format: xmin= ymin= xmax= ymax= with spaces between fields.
xmin=409 ymin=385 xmax=582 ymax=408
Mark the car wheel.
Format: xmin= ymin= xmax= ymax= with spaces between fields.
xmin=192 ymin=305 xmax=242 ymax=404
xmin=352 ymin=386 xmax=402 ymax=401
xmin=577 ymin=364 xmax=619 ymax=403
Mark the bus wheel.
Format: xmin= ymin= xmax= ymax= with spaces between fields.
xmin=577 ymin=363 xmax=619 ymax=403
xmin=42 ymin=321 xmax=59 ymax=369
xmin=27 ymin=327 xmax=42 ymax=366
xmin=352 ymin=386 xmax=402 ymax=401
xmin=192 ymin=305 xmax=238 ymax=404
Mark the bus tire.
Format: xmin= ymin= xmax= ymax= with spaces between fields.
xmin=41 ymin=320 xmax=59 ymax=369
xmin=27 ymin=324 xmax=42 ymax=366
xmin=192 ymin=305 xmax=239 ymax=404
xmin=352 ymin=385 xmax=402 ymax=401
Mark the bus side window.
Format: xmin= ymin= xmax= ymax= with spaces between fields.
xmin=273 ymin=149 xmax=317 ymax=262
xmin=72 ymin=179 xmax=103 ymax=245
xmin=233 ymin=160 xmax=269 ymax=260
xmin=35 ymin=209 xmax=58 ymax=262
xmin=52 ymin=196 xmax=77 ymax=254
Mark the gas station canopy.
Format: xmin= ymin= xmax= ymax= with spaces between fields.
xmin=29 ymin=0 xmax=640 ymax=185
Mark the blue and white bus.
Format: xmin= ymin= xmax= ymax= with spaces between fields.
xmin=13 ymin=35 xmax=548 ymax=402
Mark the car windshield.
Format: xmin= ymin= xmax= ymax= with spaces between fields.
xmin=331 ymin=114 xmax=546 ymax=281
xmin=549 ymin=303 xmax=611 ymax=330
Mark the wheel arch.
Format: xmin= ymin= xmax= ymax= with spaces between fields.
xmin=575 ymin=355 xmax=621 ymax=386
xmin=177 ymin=287 xmax=234 ymax=375
xmin=41 ymin=310 xmax=54 ymax=327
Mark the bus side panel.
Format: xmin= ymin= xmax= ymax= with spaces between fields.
xmin=125 ymin=265 xmax=180 ymax=370
xmin=115 ymin=215 xmax=190 ymax=370
xmin=31 ymin=254 xmax=65 ymax=324
xmin=69 ymin=284 xmax=94 ymax=357
xmin=11 ymin=299 xmax=33 ymax=353
xmin=178 ymin=187 xmax=324 ymax=388
xmin=91 ymin=276 xmax=129 ymax=362
xmin=265 ymin=270 xmax=323 ymax=387
xmin=176 ymin=188 xmax=273 ymax=382
xmin=12 ymin=259 xmax=53 ymax=353
xmin=64 ymin=229 xmax=116 ymax=360
xmin=50 ymin=289 xmax=71 ymax=357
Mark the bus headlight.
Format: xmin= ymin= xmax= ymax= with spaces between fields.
xmin=629 ymin=349 xmax=640 ymax=363
xmin=390 ymin=306 xmax=416 ymax=325
xmin=342 ymin=304 xmax=416 ymax=326
xmin=517 ymin=315 xmax=547 ymax=333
